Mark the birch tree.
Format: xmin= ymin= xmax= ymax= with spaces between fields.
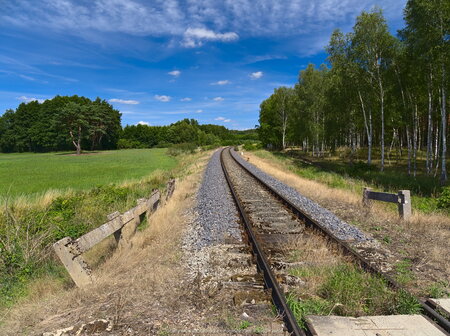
xmin=351 ymin=8 xmax=396 ymax=171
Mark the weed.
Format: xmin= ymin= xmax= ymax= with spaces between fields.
xmin=286 ymin=294 xmax=331 ymax=329
xmin=382 ymin=235 xmax=392 ymax=244
xmin=394 ymin=289 xmax=422 ymax=314
xmin=238 ymin=320 xmax=251 ymax=329
xmin=394 ymin=259 xmax=415 ymax=285
xmin=254 ymin=325 xmax=265 ymax=334
xmin=428 ymin=281 xmax=450 ymax=298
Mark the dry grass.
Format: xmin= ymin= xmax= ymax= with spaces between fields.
xmin=0 ymin=151 xmax=211 ymax=335
xmin=244 ymin=151 xmax=450 ymax=296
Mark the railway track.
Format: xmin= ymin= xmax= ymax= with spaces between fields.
xmin=219 ymin=147 xmax=450 ymax=335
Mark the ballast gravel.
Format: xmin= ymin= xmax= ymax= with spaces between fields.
xmin=182 ymin=149 xmax=243 ymax=279
xmin=188 ymin=149 xmax=241 ymax=249
xmin=230 ymin=149 xmax=372 ymax=242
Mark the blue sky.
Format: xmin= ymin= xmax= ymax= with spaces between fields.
xmin=1 ymin=0 xmax=407 ymax=130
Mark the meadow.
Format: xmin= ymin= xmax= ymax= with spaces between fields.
xmin=0 ymin=148 xmax=183 ymax=310
xmin=0 ymin=149 xmax=177 ymax=198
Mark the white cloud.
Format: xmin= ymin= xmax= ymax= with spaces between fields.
xmin=215 ymin=116 xmax=231 ymax=122
xmin=180 ymin=97 xmax=192 ymax=101
xmin=182 ymin=27 xmax=239 ymax=47
xmin=154 ymin=95 xmax=171 ymax=102
xmin=17 ymin=96 xmax=45 ymax=103
xmin=137 ymin=121 xmax=150 ymax=126
xmin=250 ymin=71 xmax=263 ymax=79
xmin=3 ymin=1 xmax=406 ymax=56
xmin=109 ymin=98 xmax=139 ymax=104
xmin=213 ymin=97 xmax=224 ymax=101
xmin=196 ymin=109 xmax=203 ymax=113
xmin=19 ymin=74 xmax=37 ymax=81
xmin=168 ymin=70 xmax=181 ymax=77
xmin=211 ymin=80 xmax=230 ymax=85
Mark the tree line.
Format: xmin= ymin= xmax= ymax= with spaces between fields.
xmin=119 ymin=119 xmax=257 ymax=148
xmin=258 ymin=0 xmax=449 ymax=182
xmin=0 ymin=96 xmax=257 ymax=154
xmin=0 ymin=95 xmax=121 ymax=154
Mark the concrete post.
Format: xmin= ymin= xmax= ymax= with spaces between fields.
xmin=53 ymin=237 xmax=94 ymax=288
xmin=398 ymin=190 xmax=412 ymax=220
xmin=107 ymin=211 xmax=122 ymax=244
xmin=362 ymin=187 xmax=372 ymax=208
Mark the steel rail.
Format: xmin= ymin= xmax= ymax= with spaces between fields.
xmin=220 ymin=148 xmax=306 ymax=336
xmin=228 ymin=148 xmax=450 ymax=334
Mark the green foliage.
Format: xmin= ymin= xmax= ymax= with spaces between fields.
xmin=257 ymin=2 xmax=450 ymax=180
xmin=437 ymin=187 xmax=450 ymax=209
xmin=0 ymin=95 xmax=121 ymax=153
xmin=242 ymin=142 xmax=263 ymax=151
xmin=238 ymin=321 xmax=251 ymax=329
xmin=428 ymin=281 xmax=450 ymax=298
xmin=287 ymin=263 xmax=421 ymax=328
xmin=120 ymin=118 xmax=258 ymax=149
xmin=394 ymin=259 xmax=415 ymax=285
xmin=167 ymin=143 xmax=197 ymax=156
xmin=286 ymin=294 xmax=331 ymax=329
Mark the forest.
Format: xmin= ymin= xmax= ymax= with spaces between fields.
xmin=258 ymin=0 xmax=449 ymax=182
xmin=0 ymin=95 xmax=257 ymax=154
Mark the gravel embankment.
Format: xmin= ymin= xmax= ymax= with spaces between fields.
xmin=230 ymin=149 xmax=371 ymax=242
xmin=183 ymin=149 xmax=241 ymax=251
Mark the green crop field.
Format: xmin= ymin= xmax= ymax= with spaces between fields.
xmin=0 ymin=148 xmax=177 ymax=197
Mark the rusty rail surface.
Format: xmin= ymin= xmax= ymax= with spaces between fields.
xmin=224 ymin=147 xmax=450 ymax=334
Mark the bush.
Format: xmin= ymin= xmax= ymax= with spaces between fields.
xmin=437 ymin=186 xmax=450 ymax=209
xmin=242 ymin=142 xmax=263 ymax=151
xmin=167 ymin=142 xmax=197 ymax=156
xmin=117 ymin=138 xmax=145 ymax=149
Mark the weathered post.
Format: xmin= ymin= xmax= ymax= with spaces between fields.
xmin=108 ymin=211 xmax=122 ymax=244
xmin=398 ymin=190 xmax=412 ymax=220
xmin=362 ymin=187 xmax=372 ymax=208
xmin=53 ymin=237 xmax=94 ymax=288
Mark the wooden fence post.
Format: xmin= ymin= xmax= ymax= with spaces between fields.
xmin=398 ymin=190 xmax=412 ymax=220
xmin=53 ymin=237 xmax=94 ymax=288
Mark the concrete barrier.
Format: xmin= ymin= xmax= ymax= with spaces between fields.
xmin=53 ymin=180 xmax=176 ymax=287
xmin=363 ymin=187 xmax=411 ymax=220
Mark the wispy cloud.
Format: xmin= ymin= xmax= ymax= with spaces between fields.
xmin=250 ymin=71 xmax=263 ymax=79
xmin=154 ymin=95 xmax=171 ymax=102
xmin=109 ymin=98 xmax=139 ymax=104
xmin=213 ymin=97 xmax=224 ymax=101
xmin=215 ymin=116 xmax=231 ymax=122
xmin=182 ymin=27 xmax=238 ymax=47
xmin=180 ymin=97 xmax=192 ymax=101
xmin=17 ymin=96 xmax=45 ymax=103
xmin=168 ymin=70 xmax=181 ymax=77
xmin=211 ymin=80 xmax=230 ymax=85
xmin=196 ymin=109 xmax=203 ymax=113
xmin=137 ymin=121 xmax=150 ymax=126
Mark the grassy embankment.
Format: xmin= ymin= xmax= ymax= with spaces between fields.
xmin=253 ymin=148 xmax=448 ymax=213
xmin=0 ymin=148 xmax=181 ymax=312
xmin=243 ymin=148 xmax=449 ymax=326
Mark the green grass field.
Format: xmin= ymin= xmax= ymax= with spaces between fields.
xmin=0 ymin=149 xmax=177 ymax=197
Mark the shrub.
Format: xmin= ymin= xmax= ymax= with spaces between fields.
xmin=167 ymin=143 xmax=197 ymax=156
xmin=437 ymin=186 xmax=450 ymax=209
xmin=117 ymin=138 xmax=145 ymax=149
xmin=242 ymin=142 xmax=263 ymax=151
